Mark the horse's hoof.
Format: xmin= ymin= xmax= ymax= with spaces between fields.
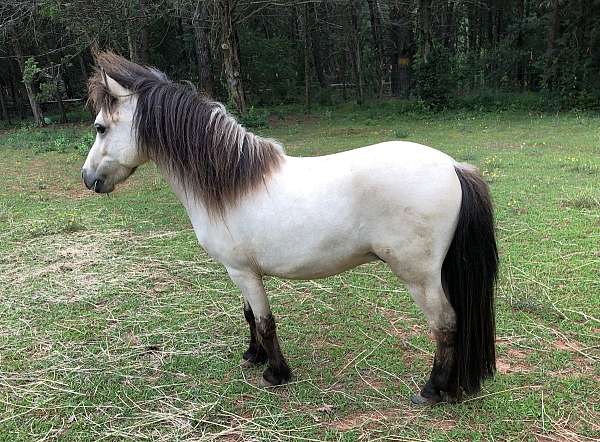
xmin=242 ymin=349 xmax=268 ymax=367
xmin=258 ymin=376 xmax=277 ymax=388
xmin=240 ymin=358 xmax=255 ymax=369
xmin=260 ymin=367 xmax=290 ymax=387
xmin=411 ymin=393 xmax=440 ymax=406
xmin=440 ymin=391 xmax=459 ymax=404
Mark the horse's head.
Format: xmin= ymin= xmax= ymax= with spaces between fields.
xmin=82 ymin=56 xmax=150 ymax=193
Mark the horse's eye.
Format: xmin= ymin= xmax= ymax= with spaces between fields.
xmin=94 ymin=123 xmax=106 ymax=134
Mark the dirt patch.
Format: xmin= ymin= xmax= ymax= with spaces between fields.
xmin=553 ymin=339 xmax=583 ymax=352
xmin=0 ymin=232 xmax=115 ymax=298
xmin=533 ymin=416 xmax=599 ymax=442
xmin=551 ymin=338 xmax=599 ymax=381
xmin=329 ymin=408 xmax=455 ymax=432
xmin=390 ymin=323 xmax=426 ymax=340
xmin=535 ymin=434 xmax=572 ymax=442
xmin=0 ymin=229 xmax=178 ymax=304
xmin=497 ymin=350 xmax=533 ymax=374
xmin=381 ymin=308 xmax=426 ymax=340
xmin=327 ymin=127 xmax=371 ymax=137
xmin=331 ymin=409 xmax=400 ymax=431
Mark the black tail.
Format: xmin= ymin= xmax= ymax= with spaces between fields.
xmin=442 ymin=164 xmax=498 ymax=395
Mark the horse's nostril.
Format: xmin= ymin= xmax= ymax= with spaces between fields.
xmin=82 ymin=169 xmax=94 ymax=190
xmin=92 ymin=178 xmax=105 ymax=193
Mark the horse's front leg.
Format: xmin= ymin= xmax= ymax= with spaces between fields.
xmin=227 ymin=269 xmax=291 ymax=386
xmin=240 ymin=299 xmax=268 ymax=367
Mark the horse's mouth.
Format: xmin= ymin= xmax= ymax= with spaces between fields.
xmin=125 ymin=166 xmax=138 ymax=180
xmin=82 ymin=167 xmax=137 ymax=194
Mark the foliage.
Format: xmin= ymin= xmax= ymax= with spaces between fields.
xmin=237 ymin=106 xmax=269 ymax=128
xmin=3 ymin=0 xmax=600 ymax=122
xmin=414 ymin=48 xmax=455 ymax=109
xmin=22 ymin=57 xmax=41 ymax=85
xmin=239 ymin=30 xmax=301 ymax=105
xmin=38 ymin=81 xmax=58 ymax=102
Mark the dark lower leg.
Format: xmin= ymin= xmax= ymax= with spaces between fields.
xmin=256 ymin=313 xmax=291 ymax=385
xmin=416 ymin=329 xmax=459 ymax=404
xmin=242 ymin=304 xmax=268 ymax=365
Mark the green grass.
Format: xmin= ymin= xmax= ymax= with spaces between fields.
xmin=0 ymin=106 xmax=599 ymax=441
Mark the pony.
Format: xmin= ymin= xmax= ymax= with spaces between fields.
xmin=82 ymin=52 xmax=498 ymax=405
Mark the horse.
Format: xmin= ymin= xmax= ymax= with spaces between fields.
xmin=81 ymin=52 xmax=498 ymax=405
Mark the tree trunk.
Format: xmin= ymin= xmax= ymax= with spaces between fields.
xmin=418 ymin=0 xmax=432 ymax=63
xmin=10 ymin=28 xmax=44 ymax=127
xmin=8 ymin=62 xmax=25 ymax=120
xmin=192 ymin=1 xmax=214 ymax=96
xmin=467 ymin=4 xmax=479 ymax=88
xmin=389 ymin=1 xmax=414 ymax=98
xmin=298 ymin=4 xmax=312 ymax=112
xmin=516 ymin=0 xmax=526 ymax=89
xmin=55 ymin=72 xmax=68 ymax=124
xmin=139 ymin=0 xmax=149 ymax=62
xmin=0 ymin=83 xmax=10 ymax=124
xmin=311 ymin=3 xmax=327 ymax=88
xmin=545 ymin=0 xmax=561 ymax=88
xmin=442 ymin=0 xmax=456 ymax=50
xmin=220 ymin=0 xmax=246 ymax=115
xmin=78 ymin=53 xmax=89 ymax=85
xmin=127 ymin=27 xmax=138 ymax=61
xmin=8 ymin=61 xmax=25 ymax=120
xmin=45 ymin=53 xmax=69 ymax=124
xmin=350 ymin=1 xmax=364 ymax=105
xmin=366 ymin=0 xmax=385 ymax=98
xmin=339 ymin=56 xmax=348 ymax=101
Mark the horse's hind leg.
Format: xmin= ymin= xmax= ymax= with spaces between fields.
xmin=227 ymin=268 xmax=291 ymax=386
xmin=407 ymin=280 xmax=459 ymax=404
xmin=388 ymin=265 xmax=458 ymax=404
xmin=240 ymin=300 xmax=268 ymax=367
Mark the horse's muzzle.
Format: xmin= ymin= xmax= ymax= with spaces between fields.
xmin=82 ymin=168 xmax=108 ymax=193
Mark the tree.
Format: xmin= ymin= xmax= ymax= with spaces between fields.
xmin=1 ymin=0 xmax=599 ymax=122
xmin=349 ymin=0 xmax=364 ymax=105
xmin=219 ymin=0 xmax=246 ymax=114
xmin=191 ymin=0 xmax=214 ymax=95
xmin=298 ymin=3 xmax=312 ymax=112
xmin=10 ymin=27 xmax=45 ymax=127
xmin=366 ymin=0 xmax=385 ymax=97
xmin=389 ymin=0 xmax=415 ymax=98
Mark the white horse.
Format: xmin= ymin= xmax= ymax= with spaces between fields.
xmin=82 ymin=52 xmax=498 ymax=404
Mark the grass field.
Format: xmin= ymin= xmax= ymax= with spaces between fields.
xmin=0 ymin=105 xmax=599 ymax=441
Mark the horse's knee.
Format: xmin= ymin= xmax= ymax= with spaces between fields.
xmin=241 ymin=304 xmax=268 ymax=366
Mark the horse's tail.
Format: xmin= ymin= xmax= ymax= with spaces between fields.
xmin=442 ymin=163 xmax=498 ymax=395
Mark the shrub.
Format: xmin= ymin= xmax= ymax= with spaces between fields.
xmin=414 ymin=48 xmax=455 ymax=110
xmin=239 ymin=106 xmax=269 ymax=128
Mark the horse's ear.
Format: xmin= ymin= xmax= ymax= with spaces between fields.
xmin=104 ymin=75 xmax=130 ymax=98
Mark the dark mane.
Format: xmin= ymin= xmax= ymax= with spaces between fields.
xmin=88 ymin=51 xmax=283 ymax=215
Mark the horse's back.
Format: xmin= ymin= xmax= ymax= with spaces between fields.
xmin=299 ymin=141 xmax=462 ymax=226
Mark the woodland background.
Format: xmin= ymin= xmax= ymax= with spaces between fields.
xmin=0 ymin=0 xmax=598 ymax=127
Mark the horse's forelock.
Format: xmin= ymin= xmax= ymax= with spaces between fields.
xmin=87 ymin=51 xmax=166 ymax=114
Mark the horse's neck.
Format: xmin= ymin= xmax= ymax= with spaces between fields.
xmin=159 ymin=166 xmax=212 ymax=232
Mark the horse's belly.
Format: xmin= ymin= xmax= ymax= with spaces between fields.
xmin=260 ymin=247 xmax=378 ymax=279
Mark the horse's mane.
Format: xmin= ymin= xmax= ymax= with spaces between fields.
xmin=88 ymin=51 xmax=283 ymax=215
